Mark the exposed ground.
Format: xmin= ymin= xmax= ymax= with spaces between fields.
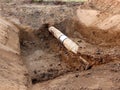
xmin=0 ymin=0 xmax=120 ymax=90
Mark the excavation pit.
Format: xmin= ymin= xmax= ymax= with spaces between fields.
xmin=0 ymin=0 xmax=120 ymax=90
xmin=20 ymin=22 xmax=120 ymax=84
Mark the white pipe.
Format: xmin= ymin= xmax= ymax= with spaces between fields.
xmin=48 ymin=26 xmax=89 ymax=66
xmin=49 ymin=26 xmax=79 ymax=54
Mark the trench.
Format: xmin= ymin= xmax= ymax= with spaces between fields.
xmin=0 ymin=0 xmax=120 ymax=89
xmin=20 ymin=21 xmax=120 ymax=85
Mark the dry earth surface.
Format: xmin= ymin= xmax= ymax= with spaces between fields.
xmin=0 ymin=0 xmax=120 ymax=90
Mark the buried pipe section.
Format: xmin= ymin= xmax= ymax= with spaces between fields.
xmin=49 ymin=26 xmax=89 ymax=66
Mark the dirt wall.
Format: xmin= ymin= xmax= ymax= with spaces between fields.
xmin=0 ymin=17 xmax=30 ymax=90
xmin=89 ymin=0 xmax=120 ymax=14
xmin=76 ymin=8 xmax=120 ymax=46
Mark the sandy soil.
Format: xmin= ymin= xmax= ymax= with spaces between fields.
xmin=0 ymin=0 xmax=120 ymax=90
xmin=0 ymin=17 xmax=29 ymax=90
